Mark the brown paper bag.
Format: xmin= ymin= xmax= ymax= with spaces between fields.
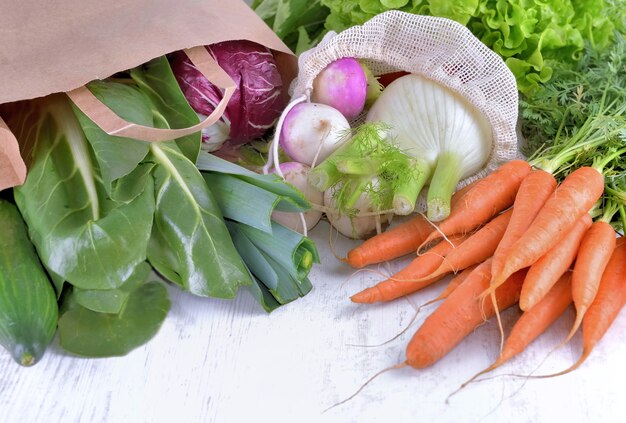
xmin=0 ymin=0 xmax=297 ymax=190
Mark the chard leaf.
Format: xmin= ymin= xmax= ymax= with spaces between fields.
xmin=11 ymin=96 xmax=155 ymax=291
xmin=72 ymin=262 xmax=151 ymax=314
xmin=58 ymin=280 xmax=170 ymax=357
xmin=74 ymin=81 xmax=151 ymax=197
xmin=130 ymin=56 xmax=201 ymax=162
xmin=148 ymin=141 xmax=252 ymax=298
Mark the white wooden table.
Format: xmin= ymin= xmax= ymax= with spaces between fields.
xmin=2 ymin=220 xmax=626 ymax=423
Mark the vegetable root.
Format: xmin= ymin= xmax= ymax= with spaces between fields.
xmin=491 ymin=169 xmax=557 ymax=280
xmin=345 ymin=181 xmax=476 ymax=268
xmin=518 ymin=213 xmax=592 ymax=311
xmin=456 ymin=272 xmax=573 ymax=391
xmin=418 ymin=160 xmax=531 ymax=251
xmin=565 ymin=220 xmax=616 ymax=343
xmin=412 ymin=209 xmax=512 ymax=283
xmin=350 ymin=235 xmax=468 ymax=304
xmin=406 ymin=259 xmax=527 ymax=369
xmin=525 ymin=238 xmax=626 ymax=378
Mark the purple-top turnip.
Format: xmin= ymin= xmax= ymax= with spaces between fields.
xmin=311 ymin=57 xmax=367 ymax=120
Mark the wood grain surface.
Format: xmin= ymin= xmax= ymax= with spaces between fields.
xmin=1 ymin=221 xmax=626 ymax=423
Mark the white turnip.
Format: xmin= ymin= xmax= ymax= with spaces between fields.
xmin=280 ymin=102 xmax=350 ymax=167
xmin=271 ymin=162 xmax=323 ymax=233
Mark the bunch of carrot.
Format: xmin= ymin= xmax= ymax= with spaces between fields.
xmin=346 ymin=156 xmax=626 ymax=379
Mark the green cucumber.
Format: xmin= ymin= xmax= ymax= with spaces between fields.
xmin=0 ymin=200 xmax=58 ymax=366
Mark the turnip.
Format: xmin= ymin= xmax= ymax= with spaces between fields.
xmin=280 ymin=102 xmax=350 ymax=167
xmin=311 ymin=57 xmax=368 ymax=120
xmin=271 ymin=162 xmax=323 ymax=234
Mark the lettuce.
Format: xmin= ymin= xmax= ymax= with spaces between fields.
xmin=309 ymin=0 xmax=623 ymax=95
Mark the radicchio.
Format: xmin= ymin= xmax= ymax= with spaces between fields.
xmin=171 ymin=40 xmax=284 ymax=152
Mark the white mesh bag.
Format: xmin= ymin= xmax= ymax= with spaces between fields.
xmin=289 ymin=11 xmax=520 ymax=188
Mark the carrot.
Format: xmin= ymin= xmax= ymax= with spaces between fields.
xmin=491 ymin=169 xmax=557 ymax=280
xmin=362 ymin=265 xmax=479 ymax=348
xmin=564 ymin=220 xmax=617 ymax=343
xmin=350 ymin=235 xmax=468 ymax=304
xmin=418 ymin=160 xmax=531 ymax=251
xmin=531 ymin=238 xmax=626 ymax=377
xmin=493 ymin=166 xmax=604 ymax=288
xmin=411 ymin=209 xmax=512 ymax=283
xmin=433 ymin=264 xmax=478 ymax=303
xmin=518 ymin=213 xmax=592 ymax=311
xmin=458 ymin=272 xmax=572 ymax=387
xmin=405 ymin=258 xmax=527 ymax=369
xmin=404 ymin=264 xmax=479 ymax=326
xmin=345 ymin=182 xmax=476 ymax=268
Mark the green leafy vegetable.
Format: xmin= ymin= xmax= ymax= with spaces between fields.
xmin=148 ymin=140 xmax=252 ymax=298
xmin=196 ymin=151 xmax=310 ymax=211
xmin=11 ymin=96 xmax=155 ymax=291
xmin=74 ymin=82 xmax=151 ymax=196
xmin=130 ymin=56 xmax=201 ymax=162
xmin=257 ymin=0 xmax=622 ymax=95
xmin=252 ymin=0 xmax=330 ymax=52
xmin=73 ymin=262 xmax=151 ymax=314
xmin=58 ymin=281 xmax=170 ymax=357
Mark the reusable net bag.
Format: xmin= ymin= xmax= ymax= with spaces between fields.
xmin=289 ymin=11 xmax=520 ymax=189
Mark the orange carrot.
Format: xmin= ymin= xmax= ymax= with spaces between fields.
xmin=491 ymin=169 xmax=557 ymax=280
xmin=364 ymin=265 xmax=480 ymax=348
xmin=533 ymin=238 xmax=626 ymax=377
xmin=345 ymin=182 xmax=476 ymax=268
xmin=418 ymin=160 xmax=531 ymax=251
xmin=350 ymin=235 xmax=468 ymax=304
xmin=518 ymin=213 xmax=592 ymax=311
xmin=434 ymin=264 xmax=478 ymax=303
xmin=405 ymin=259 xmax=527 ymax=369
xmin=413 ymin=209 xmax=512 ymax=283
xmin=493 ymin=166 xmax=604 ymax=288
xmin=459 ymin=272 xmax=572 ymax=385
xmin=564 ymin=220 xmax=617 ymax=342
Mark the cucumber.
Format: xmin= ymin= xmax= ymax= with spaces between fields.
xmin=0 ymin=200 xmax=58 ymax=366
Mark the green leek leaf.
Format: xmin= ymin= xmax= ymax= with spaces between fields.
xmin=236 ymin=221 xmax=320 ymax=282
xmin=203 ymin=172 xmax=282 ymax=233
xmin=196 ymin=151 xmax=310 ymax=211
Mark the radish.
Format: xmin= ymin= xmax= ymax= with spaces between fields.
xmin=280 ymin=102 xmax=350 ymax=167
xmin=271 ymin=162 xmax=323 ymax=233
xmin=311 ymin=57 xmax=368 ymax=120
